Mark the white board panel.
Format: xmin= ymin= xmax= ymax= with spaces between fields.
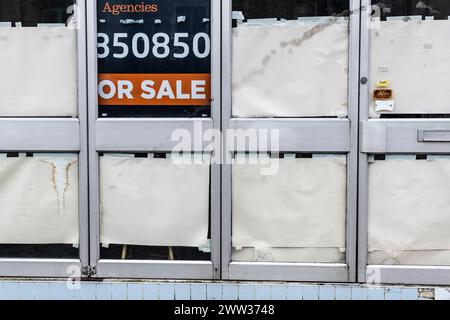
xmin=99 ymin=155 xmax=210 ymax=247
xmin=0 ymin=154 xmax=79 ymax=244
xmin=0 ymin=27 xmax=77 ymax=116
xmin=369 ymin=159 xmax=450 ymax=252
xmin=370 ymin=20 xmax=450 ymax=117
xmin=232 ymin=157 xmax=347 ymax=249
xmin=232 ymin=20 xmax=348 ymax=117
xmin=232 ymin=247 xmax=345 ymax=263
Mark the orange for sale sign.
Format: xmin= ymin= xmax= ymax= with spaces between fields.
xmin=98 ymin=74 xmax=211 ymax=106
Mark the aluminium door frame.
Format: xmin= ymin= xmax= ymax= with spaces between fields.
xmin=358 ymin=0 xmax=450 ymax=285
xmin=220 ymin=0 xmax=360 ymax=282
xmin=86 ymin=0 xmax=221 ymax=279
xmin=0 ymin=0 xmax=89 ymax=277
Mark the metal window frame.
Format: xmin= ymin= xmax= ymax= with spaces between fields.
xmin=0 ymin=0 xmax=89 ymax=277
xmin=220 ymin=0 xmax=360 ymax=282
xmin=358 ymin=0 xmax=450 ymax=285
xmin=86 ymin=0 xmax=221 ymax=280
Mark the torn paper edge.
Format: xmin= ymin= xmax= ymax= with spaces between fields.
xmin=386 ymin=15 xmax=422 ymax=21
xmin=37 ymin=23 xmax=66 ymax=27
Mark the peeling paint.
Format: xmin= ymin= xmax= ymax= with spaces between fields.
xmin=418 ymin=288 xmax=435 ymax=300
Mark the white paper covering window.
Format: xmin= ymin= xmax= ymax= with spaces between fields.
xmin=232 ymin=156 xmax=347 ymax=263
xmin=232 ymin=20 xmax=348 ymax=117
xmin=232 ymin=247 xmax=345 ymax=263
xmin=99 ymin=154 xmax=210 ymax=247
xmin=370 ymin=20 xmax=450 ymax=117
xmin=369 ymin=158 xmax=450 ymax=265
xmin=0 ymin=154 xmax=79 ymax=244
xmin=0 ymin=27 xmax=77 ymax=116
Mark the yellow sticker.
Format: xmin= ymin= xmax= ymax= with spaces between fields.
xmin=376 ymin=80 xmax=390 ymax=87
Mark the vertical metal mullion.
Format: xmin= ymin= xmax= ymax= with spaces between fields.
xmin=77 ymin=0 xmax=90 ymax=270
xmin=210 ymin=0 xmax=222 ymax=280
xmin=357 ymin=0 xmax=371 ymax=283
xmin=345 ymin=0 xmax=361 ymax=283
xmin=86 ymin=0 xmax=100 ymax=270
xmin=220 ymin=0 xmax=232 ymax=280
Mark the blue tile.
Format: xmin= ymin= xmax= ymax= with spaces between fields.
xmin=49 ymin=282 xmax=68 ymax=300
xmin=111 ymin=283 xmax=127 ymax=300
xmin=254 ymin=285 xmax=270 ymax=300
xmin=175 ymin=284 xmax=191 ymax=300
xmin=80 ymin=282 xmax=96 ymax=300
xmin=96 ymin=283 xmax=112 ymax=300
xmin=66 ymin=284 xmax=82 ymax=300
xmin=143 ymin=284 xmax=158 ymax=300
xmin=127 ymin=283 xmax=144 ymax=300
xmin=434 ymin=288 xmax=450 ymax=300
xmin=222 ymin=285 xmax=238 ymax=300
xmin=238 ymin=285 xmax=255 ymax=300
xmin=385 ymin=287 xmax=401 ymax=300
xmin=18 ymin=282 xmax=35 ymax=300
xmin=159 ymin=284 xmax=175 ymax=300
xmin=335 ymin=287 xmax=351 ymax=300
xmin=207 ymin=284 xmax=222 ymax=300
xmin=286 ymin=285 xmax=302 ymax=300
xmin=2 ymin=282 xmax=19 ymax=300
xmin=191 ymin=284 xmax=207 ymax=300
xmin=270 ymin=285 xmax=287 ymax=300
xmin=351 ymin=287 xmax=368 ymax=300
xmin=64 ymin=280 xmax=83 ymax=300
xmin=319 ymin=286 xmax=335 ymax=300
xmin=302 ymin=286 xmax=319 ymax=300
xmin=368 ymin=287 xmax=385 ymax=300
xmin=402 ymin=288 xmax=418 ymax=301
xmin=34 ymin=282 xmax=51 ymax=300
xmin=3 ymin=281 xmax=426 ymax=302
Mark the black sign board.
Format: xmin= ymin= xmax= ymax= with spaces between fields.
xmin=97 ymin=0 xmax=211 ymax=117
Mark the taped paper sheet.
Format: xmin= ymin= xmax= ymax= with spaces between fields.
xmin=232 ymin=157 xmax=347 ymax=250
xmin=233 ymin=247 xmax=345 ymax=263
xmin=0 ymin=27 xmax=77 ymax=116
xmin=100 ymin=155 xmax=210 ymax=247
xmin=232 ymin=20 xmax=349 ymax=117
xmin=370 ymin=20 xmax=450 ymax=117
xmin=0 ymin=154 xmax=79 ymax=244
xmin=369 ymin=159 xmax=450 ymax=253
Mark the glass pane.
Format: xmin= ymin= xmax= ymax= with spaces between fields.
xmin=0 ymin=153 xmax=79 ymax=258
xmin=369 ymin=0 xmax=450 ymax=118
xmin=231 ymin=0 xmax=350 ymax=118
xmin=0 ymin=0 xmax=78 ymax=116
xmin=368 ymin=155 xmax=450 ymax=266
xmin=99 ymin=153 xmax=211 ymax=261
xmin=97 ymin=0 xmax=211 ymax=118
xmin=232 ymin=154 xmax=347 ymax=263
